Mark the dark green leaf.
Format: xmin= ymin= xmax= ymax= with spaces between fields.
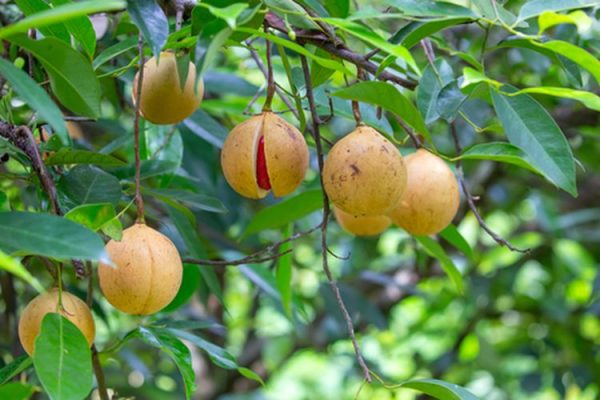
xmin=491 ymin=86 xmax=577 ymax=196
xmin=0 ymin=211 xmax=108 ymax=262
xmin=333 ymin=81 xmax=430 ymax=141
xmin=8 ymin=35 xmax=101 ymax=117
xmin=243 ymin=189 xmax=323 ymax=237
xmin=52 ymin=0 xmax=97 ymax=58
xmin=0 ymin=58 xmax=67 ymax=140
xmin=127 ymin=0 xmax=168 ymax=58
xmin=0 ymin=382 xmax=35 ymax=400
xmin=33 ymin=314 xmax=93 ymax=400
xmin=59 ymin=165 xmax=122 ymax=206
xmin=135 ymin=327 xmax=196 ymax=400
xmin=15 ymin=0 xmax=70 ymax=42
xmin=415 ymin=236 xmax=464 ymax=293
xmin=0 ymin=0 xmax=125 ymax=39
xmin=401 ymin=378 xmax=480 ymax=400
xmin=45 ymin=148 xmax=126 ymax=167
xmin=0 ymin=355 xmax=32 ymax=385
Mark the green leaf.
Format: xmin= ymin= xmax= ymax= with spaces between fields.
xmin=440 ymin=224 xmax=474 ymax=261
xmin=386 ymin=0 xmax=476 ymax=17
xmin=415 ymin=236 xmax=464 ymax=293
xmin=0 ymin=355 xmax=32 ymax=385
xmin=0 ymin=0 xmax=125 ymax=39
xmin=277 ymin=224 xmax=293 ymax=317
xmin=333 ymin=81 xmax=430 ymax=141
xmin=58 ymin=165 xmax=122 ymax=207
xmin=264 ymin=0 xmax=320 ymax=30
xmin=145 ymin=188 xmax=227 ymax=213
xmin=92 ymin=35 xmax=138 ymax=69
xmin=8 ymin=35 xmax=101 ymax=117
xmin=52 ymin=0 xmax=97 ymax=58
xmin=33 ymin=314 xmax=93 ymax=400
xmin=401 ymin=378 xmax=480 ymax=400
xmin=324 ymin=0 xmax=349 ymax=17
xmin=455 ymin=142 xmax=543 ymax=175
xmin=0 ymin=250 xmax=45 ymax=293
xmin=0 ymin=211 xmax=108 ymax=262
xmin=491 ymin=86 xmax=577 ymax=196
xmin=64 ymin=203 xmax=122 ymax=238
xmin=135 ymin=327 xmax=196 ymax=400
xmin=518 ymin=0 xmax=599 ymax=21
xmin=243 ymin=189 xmax=323 ymax=237
xmin=45 ymin=148 xmax=127 ymax=167
xmin=0 ymin=58 xmax=67 ymax=139
xmin=14 ymin=0 xmax=70 ymax=42
xmin=127 ymin=0 xmax=169 ymax=58
xmin=235 ymin=28 xmax=353 ymax=75
xmin=417 ymin=59 xmax=454 ymax=124
xmin=505 ymin=86 xmax=600 ymax=111
xmin=0 ymin=382 xmax=35 ymax=400
xmin=321 ymin=18 xmax=419 ymax=73
xmin=169 ymin=328 xmax=238 ymax=369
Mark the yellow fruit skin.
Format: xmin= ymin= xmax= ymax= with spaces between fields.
xmin=333 ymin=206 xmax=391 ymax=236
xmin=323 ymin=126 xmax=407 ymax=216
xmin=98 ymin=224 xmax=183 ymax=315
xmin=389 ymin=149 xmax=460 ymax=235
xmin=18 ymin=289 xmax=95 ymax=356
xmin=132 ymin=52 xmax=203 ymax=125
xmin=263 ymin=112 xmax=309 ymax=197
xmin=220 ymin=112 xmax=309 ymax=199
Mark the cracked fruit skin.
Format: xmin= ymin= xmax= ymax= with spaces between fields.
xmin=389 ymin=149 xmax=460 ymax=235
xmin=323 ymin=125 xmax=407 ymax=216
xmin=18 ymin=289 xmax=95 ymax=356
xmin=221 ymin=111 xmax=309 ymax=199
xmin=132 ymin=52 xmax=203 ymax=125
xmin=98 ymin=224 xmax=183 ymax=315
xmin=333 ymin=206 xmax=391 ymax=236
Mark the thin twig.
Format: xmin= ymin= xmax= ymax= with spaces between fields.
xmin=264 ymin=12 xmax=416 ymax=90
xmin=450 ymin=124 xmax=529 ymax=253
xmin=300 ymin=55 xmax=372 ymax=383
xmin=133 ymin=34 xmax=146 ymax=223
xmin=247 ymin=43 xmax=299 ymax=120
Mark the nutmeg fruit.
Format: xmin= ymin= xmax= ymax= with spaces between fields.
xmin=333 ymin=206 xmax=391 ymax=236
xmin=132 ymin=52 xmax=203 ymax=125
xmin=323 ymin=125 xmax=407 ymax=216
xmin=220 ymin=111 xmax=309 ymax=199
xmin=18 ymin=289 xmax=95 ymax=356
xmin=389 ymin=149 xmax=460 ymax=235
xmin=98 ymin=224 xmax=183 ymax=315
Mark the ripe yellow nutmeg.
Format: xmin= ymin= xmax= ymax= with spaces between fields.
xmin=389 ymin=149 xmax=460 ymax=235
xmin=132 ymin=52 xmax=203 ymax=125
xmin=98 ymin=223 xmax=183 ymax=315
xmin=18 ymin=289 xmax=95 ymax=356
xmin=323 ymin=125 xmax=407 ymax=216
xmin=220 ymin=111 xmax=309 ymax=199
xmin=333 ymin=206 xmax=391 ymax=236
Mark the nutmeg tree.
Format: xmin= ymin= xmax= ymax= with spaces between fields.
xmin=0 ymin=1 xmax=599 ymax=399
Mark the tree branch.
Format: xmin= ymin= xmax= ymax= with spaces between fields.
xmin=264 ymin=12 xmax=416 ymax=90
xmin=300 ymin=54 xmax=372 ymax=383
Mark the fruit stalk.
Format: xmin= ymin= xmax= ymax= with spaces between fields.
xmin=300 ymin=54 xmax=372 ymax=383
xmin=133 ymin=33 xmax=146 ymax=223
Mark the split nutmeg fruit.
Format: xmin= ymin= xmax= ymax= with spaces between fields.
xmin=98 ymin=224 xmax=183 ymax=315
xmin=18 ymin=289 xmax=95 ymax=356
xmin=323 ymin=125 xmax=407 ymax=216
xmin=389 ymin=149 xmax=460 ymax=235
xmin=132 ymin=51 xmax=204 ymax=125
xmin=221 ymin=111 xmax=309 ymax=199
xmin=333 ymin=206 xmax=392 ymax=236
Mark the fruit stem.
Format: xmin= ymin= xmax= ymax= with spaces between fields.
xmin=262 ymin=24 xmax=276 ymax=112
xmin=133 ymin=33 xmax=146 ymax=223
